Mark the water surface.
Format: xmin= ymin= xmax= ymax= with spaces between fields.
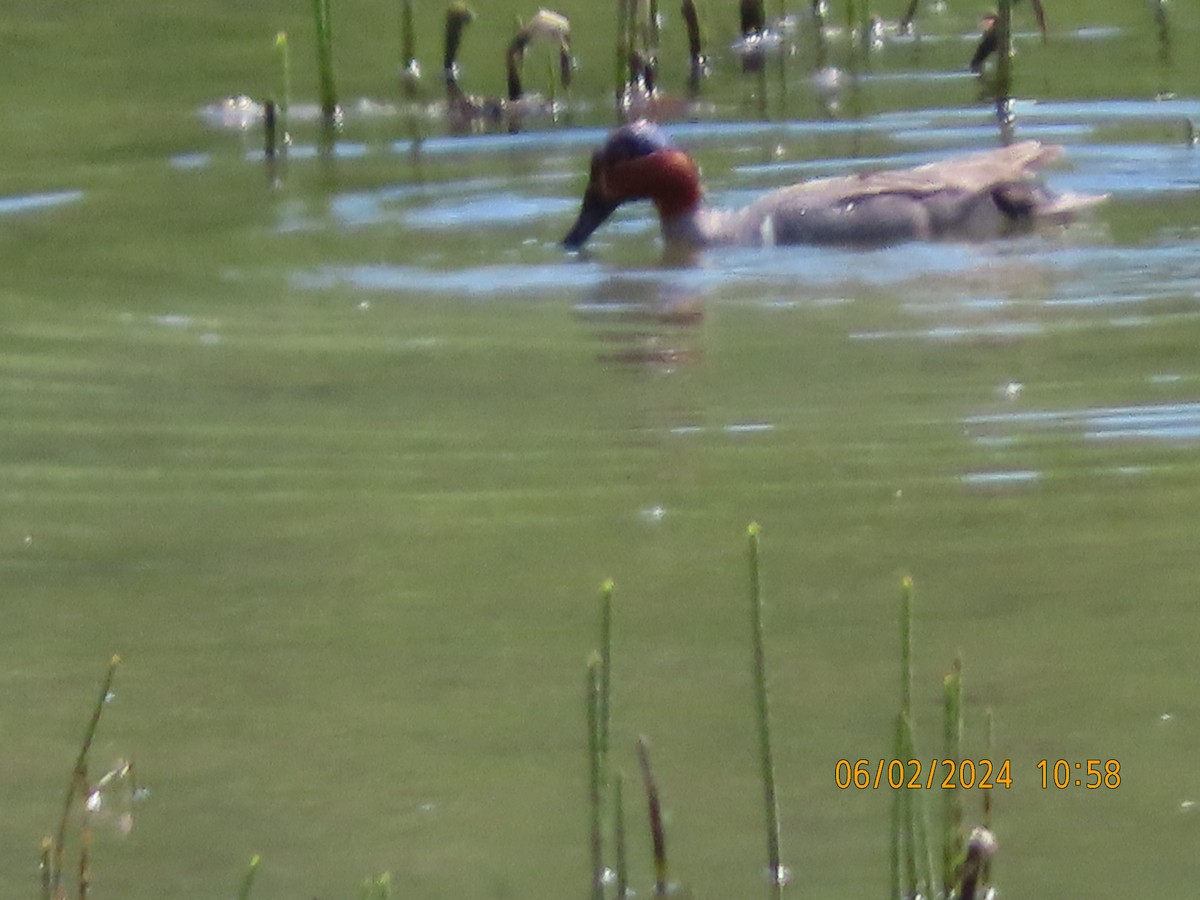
xmin=2 ymin=1 xmax=1199 ymax=898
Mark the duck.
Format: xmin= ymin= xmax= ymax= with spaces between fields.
xmin=562 ymin=121 xmax=1105 ymax=250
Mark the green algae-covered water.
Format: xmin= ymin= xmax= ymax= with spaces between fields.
xmin=2 ymin=1 xmax=1200 ymax=897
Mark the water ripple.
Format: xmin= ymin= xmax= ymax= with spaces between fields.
xmin=966 ymin=402 xmax=1200 ymax=444
xmin=292 ymin=263 xmax=608 ymax=297
xmin=0 ymin=190 xmax=83 ymax=216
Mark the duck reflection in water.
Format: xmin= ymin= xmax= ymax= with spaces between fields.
xmin=574 ymin=274 xmax=705 ymax=370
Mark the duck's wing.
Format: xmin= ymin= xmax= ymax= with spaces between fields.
xmin=757 ymin=141 xmax=1062 ymax=208
xmin=728 ymin=142 xmax=1103 ymax=245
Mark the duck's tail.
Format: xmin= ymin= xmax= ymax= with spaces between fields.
xmin=1033 ymin=189 xmax=1109 ymax=223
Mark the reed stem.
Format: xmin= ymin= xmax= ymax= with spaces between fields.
xmin=263 ymin=100 xmax=278 ymax=160
xmin=599 ymin=580 xmax=614 ymax=771
xmin=995 ymin=0 xmax=1012 ymax=93
xmin=900 ymin=576 xmax=913 ymax=717
xmin=52 ymin=656 xmax=120 ymax=897
xmin=895 ymin=581 xmax=934 ymax=897
xmin=78 ymin=819 xmax=92 ymax=900
xmin=747 ymin=523 xmax=785 ymax=894
xmin=237 ymin=855 xmax=261 ymax=900
xmin=275 ymin=32 xmax=291 ymax=134
xmin=982 ymin=708 xmax=994 ymax=886
xmin=399 ymin=0 xmax=420 ymax=96
xmin=941 ymin=658 xmax=963 ymax=893
xmin=312 ymin=0 xmax=338 ymax=123
xmin=888 ymin=714 xmax=904 ymax=900
xmin=898 ymin=711 xmax=935 ymax=898
xmin=587 ymin=653 xmax=605 ymax=900
xmin=615 ymin=0 xmax=630 ymax=104
xmin=635 ymin=736 xmax=669 ymax=897
xmin=681 ymin=0 xmax=705 ymax=94
xmin=614 ymin=769 xmax=628 ymax=899
xmin=40 ymin=837 xmax=52 ymax=900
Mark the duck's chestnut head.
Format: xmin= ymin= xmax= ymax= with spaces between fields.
xmin=562 ymin=121 xmax=701 ymax=250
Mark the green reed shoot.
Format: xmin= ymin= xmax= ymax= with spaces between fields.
xmin=275 ymin=32 xmax=291 ymax=132
xmin=78 ymin=819 xmax=93 ymax=899
xmin=587 ymin=653 xmax=605 ymax=900
xmin=888 ymin=714 xmax=903 ymax=900
xmin=399 ymin=0 xmax=420 ymax=96
xmin=900 ymin=576 xmax=914 ymax=716
xmin=615 ymin=0 xmax=630 ymax=102
xmin=40 ymin=838 xmax=52 ymax=900
xmin=995 ymin=0 xmax=1012 ymax=93
xmin=359 ymin=871 xmax=392 ymax=899
xmin=263 ymin=100 xmax=278 ymax=159
xmin=237 ymin=855 xmax=261 ymax=900
xmin=312 ymin=0 xmax=338 ymax=122
xmin=1030 ymin=0 xmax=1048 ymax=39
xmin=681 ymin=0 xmax=705 ymax=93
xmin=613 ymin=769 xmax=628 ymax=899
xmin=599 ymin=579 xmax=614 ymax=769
xmin=982 ymin=708 xmax=994 ymax=885
xmin=49 ymin=655 xmax=121 ymax=899
xmin=626 ymin=0 xmax=640 ymax=84
xmin=642 ymin=0 xmax=658 ymax=91
xmin=942 ymin=658 xmax=963 ymax=892
xmin=746 ymin=523 xmax=785 ymax=893
xmin=857 ymin=0 xmax=873 ymax=55
xmin=635 ymin=736 xmax=669 ymax=897
xmin=897 ymin=715 xmax=931 ymax=897
xmin=893 ymin=580 xmax=935 ymax=899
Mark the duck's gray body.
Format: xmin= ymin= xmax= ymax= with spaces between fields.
xmin=563 ymin=123 xmax=1105 ymax=251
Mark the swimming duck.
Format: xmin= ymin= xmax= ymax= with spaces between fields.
xmin=562 ymin=121 xmax=1104 ymax=250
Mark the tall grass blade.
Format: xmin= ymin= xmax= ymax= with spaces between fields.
xmin=312 ymin=0 xmax=338 ymax=123
xmin=635 ymin=736 xmax=669 ymax=897
xmin=900 ymin=577 xmax=913 ymax=717
xmin=77 ymin=819 xmax=92 ymax=900
xmin=237 ymin=855 xmax=261 ymax=900
xmin=995 ymin=0 xmax=1012 ymax=95
xmin=52 ymin=656 xmax=120 ymax=897
xmin=746 ymin=523 xmax=785 ymax=893
xmin=895 ymin=581 xmax=934 ymax=897
xmin=40 ymin=837 xmax=52 ymax=900
xmin=275 ymin=31 xmax=291 ymax=134
xmin=399 ymin=0 xmax=420 ymax=96
xmin=681 ymin=0 xmax=705 ymax=94
xmin=263 ymin=100 xmax=278 ymax=160
xmin=941 ymin=659 xmax=963 ymax=893
xmin=898 ymin=712 xmax=935 ymax=898
xmin=599 ymin=580 xmax=614 ymax=771
xmin=614 ymin=769 xmax=628 ymax=899
xmin=1029 ymin=0 xmax=1047 ymax=39
xmin=359 ymin=871 xmax=392 ymax=899
xmin=587 ymin=653 xmax=605 ymax=900
xmin=982 ymin=708 xmax=994 ymax=885
xmin=615 ymin=0 xmax=630 ymax=104
xmin=888 ymin=715 xmax=903 ymax=900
